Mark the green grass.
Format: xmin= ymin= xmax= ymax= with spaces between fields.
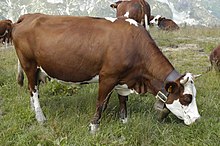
xmin=1 ymin=26 xmax=220 ymax=145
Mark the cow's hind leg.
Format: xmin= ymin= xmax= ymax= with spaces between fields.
xmin=23 ymin=63 xmax=46 ymax=123
xmin=90 ymin=77 xmax=117 ymax=133
xmin=118 ymin=95 xmax=128 ymax=123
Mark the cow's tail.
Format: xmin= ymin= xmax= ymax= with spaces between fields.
xmin=17 ymin=60 xmax=24 ymax=87
xmin=144 ymin=14 xmax=149 ymax=31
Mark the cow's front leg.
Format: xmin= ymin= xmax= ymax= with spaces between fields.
xmin=118 ymin=94 xmax=128 ymax=123
xmin=90 ymin=77 xmax=116 ymax=134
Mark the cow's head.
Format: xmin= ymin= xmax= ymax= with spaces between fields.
xmin=157 ymin=73 xmax=201 ymax=125
xmin=150 ymin=15 xmax=164 ymax=25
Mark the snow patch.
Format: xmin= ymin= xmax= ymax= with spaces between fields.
xmin=47 ymin=0 xmax=63 ymax=4
xmin=155 ymin=0 xmax=200 ymax=26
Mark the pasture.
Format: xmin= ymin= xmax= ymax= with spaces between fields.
xmin=0 ymin=26 xmax=220 ymax=145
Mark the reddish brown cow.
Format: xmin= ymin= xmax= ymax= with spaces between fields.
xmin=110 ymin=0 xmax=151 ymax=30
xmin=209 ymin=45 xmax=220 ymax=71
xmin=12 ymin=13 xmax=200 ymax=133
xmin=0 ymin=19 xmax=13 ymax=44
xmin=150 ymin=15 xmax=179 ymax=31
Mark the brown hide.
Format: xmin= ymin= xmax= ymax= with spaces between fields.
xmin=0 ymin=19 xmax=13 ymax=44
xmin=210 ymin=45 xmax=220 ymax=71
xmin=158 ymin=17 xmax=179 ymax=31
xmin=110 ymin=0 xmax=151 ymax=27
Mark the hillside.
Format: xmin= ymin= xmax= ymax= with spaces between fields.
xmin=0 ymin=0 xmax=220 ymax=27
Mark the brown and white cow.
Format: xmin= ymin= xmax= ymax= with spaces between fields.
xmin=110 ymin=0 xmax=151 ymax=30
xmin=209 ymin=45 xmax=220 ymax=71
xmin=0 ymin=19 xmax=13 ymax=44
xmin=150 ymin=15 xmax=179 ymax=31
xmin=12 ymin=13 xmax=200 ymax=133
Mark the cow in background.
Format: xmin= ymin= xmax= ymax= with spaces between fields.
xmin=110 ymin=0 xmax=151 ymax=30
xmin=150 ymin=15 xmax=179 ymax=31
xmin=0 ymin=19 xmax=13 ymax=45
xmin=209 ymin=45 xmax=220 ymax=71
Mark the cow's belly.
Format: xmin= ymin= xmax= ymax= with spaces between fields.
xmin=40 ymin=68 xmax=135 ymax=96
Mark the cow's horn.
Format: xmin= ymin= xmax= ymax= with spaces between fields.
xmin=193 ymin=74 xmax=202 ymax=79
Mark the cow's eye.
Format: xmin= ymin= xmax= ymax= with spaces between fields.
xmin=183 ymin=94 xmax=192 ymax=103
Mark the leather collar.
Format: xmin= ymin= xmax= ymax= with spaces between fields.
xmin=156 ymin=69 xmax=181 ymax=103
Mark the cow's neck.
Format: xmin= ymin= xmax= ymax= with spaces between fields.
xmin=143 ymin=48 xmax=181 ymax=95
xmin=147 ymin=52 xmax=175 ymax=82
xmin=145 ymin=69 xmax=179 ymax=95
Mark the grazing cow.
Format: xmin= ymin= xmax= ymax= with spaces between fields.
xmin=150 ymin=15 xmax=179 ymax=31
xmin=110 ymin=0 xmax=151 ymax=30
xmin=0 ymin=19 xmax=13 ymax=44
xmin=209 ymin=45 xmax=220 ymax=71
xmin=12 ymin=13 xmax=200 ymax=133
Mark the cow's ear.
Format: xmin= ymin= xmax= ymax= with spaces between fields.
xmin=165 ymin=82 xmax=178 ymax=93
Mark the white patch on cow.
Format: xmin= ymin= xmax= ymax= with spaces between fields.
xmin=150 ymin=15 xmax=161 ymax=25
xmin=31 ymin=86 xmax=46 ymax=122
xmin=115 ymin=84 xmax=138 ymax=96
xmin=121 ymin=117 xmax=128 ymax=124
xmin=105 ymin=17 xmax=117 ymax=22
xmin=82 ymin=75 xmax=99 ymax=83
xmin=144 ymin=14 xmax=149 ymax=31
xmin=166 ymin=73 xmax=200 ymax=125
xmin=58 ymin=75 xmax=99 ymax=84
xmin=17 ymin=60 xmax=23 ymax=74
xmin=124 ymin=11 xmax=129 ymax=18
xmin=125 ymin=19 xmax=138 ymax=27
xmin=89 ymin=123 xmax=99 ymax=134
xmin=180 ymin=73 xmax=195 ymax=95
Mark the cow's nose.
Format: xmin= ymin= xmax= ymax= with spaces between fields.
xmin=185 ymin=116 xmax=201 ymax=125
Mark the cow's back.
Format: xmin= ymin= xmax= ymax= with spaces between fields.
xmin=159 ymin=19 xmax=179 ymax=30
xmin=114 ymin=0 xmax=151 ymax=25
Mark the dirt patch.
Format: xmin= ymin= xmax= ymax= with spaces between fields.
xmin=162 ymin=43 xmax=201 ymax=52
xmin=161 ymin=43 xmax=209 ymax=59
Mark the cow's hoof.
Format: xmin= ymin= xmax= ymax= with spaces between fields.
xmin=35 ymin=108 xmax=46 ymax=123
xmin=120 ymin=117 xmax=128 ymax=124
xmin=89 ymin=123 xmax=99 ymax=134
